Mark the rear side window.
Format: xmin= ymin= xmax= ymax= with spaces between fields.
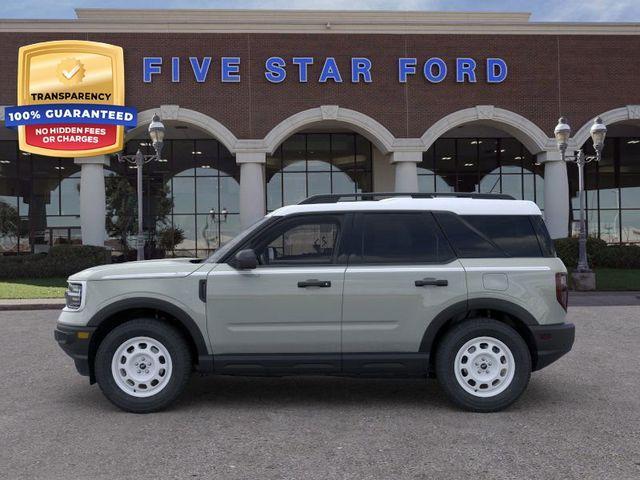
xmin=357 ymin=212 xmax=455 ymax=264
xmin=461 ymin=215 xmax=543 ymax=257
xmin=434 ymin=212 xmax=505 ymax=258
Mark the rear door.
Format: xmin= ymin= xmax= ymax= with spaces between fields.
xmin=341 ymin=212 xmax=467 ymax=359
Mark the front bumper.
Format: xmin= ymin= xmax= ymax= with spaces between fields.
xmin=530 ymin=322 xmax=575 ymax=371
xmin=54 ymin=324 xmax=96 ymax=377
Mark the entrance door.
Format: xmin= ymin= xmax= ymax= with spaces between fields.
xmin=207 ymin=214 xmax=347 ymax=360
xmin=341 ymin=212 xmax=467 ymax=372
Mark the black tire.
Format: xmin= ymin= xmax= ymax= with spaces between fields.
xmin=435 ymin=318 xmax=531 ymax=412
xmin=94 ymin=319 xmax=192 ymax=413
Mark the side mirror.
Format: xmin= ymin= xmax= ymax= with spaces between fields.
xmin=234 ymin=249 xmax=258 ymax=270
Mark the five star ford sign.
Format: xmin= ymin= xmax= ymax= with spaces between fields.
xmin=4 ymin=40 xmax=137 ymax=157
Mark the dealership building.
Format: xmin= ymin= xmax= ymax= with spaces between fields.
xmin=0 ymin=9 xmax=639 ymax=255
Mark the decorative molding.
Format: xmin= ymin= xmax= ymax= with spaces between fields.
xmin=1 ymin=10 xmax=638 ymax=35
xmin=572 ymin=105 xmax=640 ymax=148
xmin=320 ymin=105 xmax=339 ymax=120
xmin=127 ymin=107 xmax=239 ymax=153
xmin=628 ymin=105 xmax=640 ymax=119
xmin=421 ymin=106 xmax=552 ymax=154
xmin=159 ymin=104 xmax=180 ymax=120
xmin=263 ymin=105 xmax=396 ymax=154
xmin=476 ymin=105 xmax=495 ymax=120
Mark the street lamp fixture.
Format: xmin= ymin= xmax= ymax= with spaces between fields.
xmin=117 ymin=113 xmax=166 ymax=261
xmin=553 ymin=116 xmax=607 ymax=274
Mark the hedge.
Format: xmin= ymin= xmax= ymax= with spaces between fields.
xmin=0 ymin=245 xmax=110 ymax=279
xmin=554 ymin=237 xmax=640 ymax=269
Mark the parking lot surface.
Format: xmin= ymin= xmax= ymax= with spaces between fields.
xmin=0 ymin=306 xmax=639 ymax=480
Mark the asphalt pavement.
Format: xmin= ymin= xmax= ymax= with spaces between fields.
xmin=0 ymin=306 xmax=639 ymax=480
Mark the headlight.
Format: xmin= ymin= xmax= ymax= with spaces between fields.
xmin=65 ymin=282 xmax=84 ymax=310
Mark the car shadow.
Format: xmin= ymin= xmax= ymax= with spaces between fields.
xmin=177 ymin=374 xmax=450 ymax=410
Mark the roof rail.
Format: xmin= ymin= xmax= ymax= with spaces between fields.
xmin=298 ymin=192 xmax=515 ymax=204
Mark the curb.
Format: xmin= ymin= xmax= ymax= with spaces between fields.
xmin=0 ymin=301 xmax=65 ymax=311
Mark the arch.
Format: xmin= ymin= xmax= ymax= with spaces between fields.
xmin=263 ymin=106 xmax=396 ymax=155
xmin=127 ymin=106 xmax=239 ymax=154
xmin=420 ymin=106 xmax=552 ymax=154
xmin=572 ymin=105 xmax=640 ymax=148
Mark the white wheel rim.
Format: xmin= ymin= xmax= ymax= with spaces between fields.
xmin=453 ymin=336 xmax=515 ymax=398
xmin=111 ymin=336 xmax=173 ymax=398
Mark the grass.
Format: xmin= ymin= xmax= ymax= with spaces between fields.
xmin=592 ymin=269 xmax=640 ymax=291
xmin=0 ymin=277 xmax=67 ymax=299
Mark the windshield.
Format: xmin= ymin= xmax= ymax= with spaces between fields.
xmin=206 ymin=216 xmax=273 ymax=263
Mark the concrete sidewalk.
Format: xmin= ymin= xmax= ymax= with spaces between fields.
xmin=1 ymin=291 xmax=639 ymax=311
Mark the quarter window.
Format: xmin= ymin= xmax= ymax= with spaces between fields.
xmin=461 ymin=215 xmax=543 ymax=257
xmin=358 ymin=213 xmax=454 ymax=264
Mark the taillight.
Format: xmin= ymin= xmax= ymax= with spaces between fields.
xmin=555 ymin=272 xmax=568 ymax=311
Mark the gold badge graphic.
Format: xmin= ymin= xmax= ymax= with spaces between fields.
xmin=15 ymin=40 xmax=126 ymax=157
xmin=56 ymin=58 xmax=85 ymax=86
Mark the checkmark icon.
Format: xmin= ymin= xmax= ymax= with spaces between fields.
xmin=62 ymin=64 xmax=80 ymax=79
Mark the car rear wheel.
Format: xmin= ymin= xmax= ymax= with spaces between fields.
xmin=435 ymin=318 xmax=531 ymax=412
xmin=95 ymin=319 xmax=191 ymax=413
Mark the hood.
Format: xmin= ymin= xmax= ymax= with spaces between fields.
xmin=68 ymin=258 xmax=205 ymax=281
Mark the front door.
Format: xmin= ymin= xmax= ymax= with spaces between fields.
xmin=341 ymin=212 xmax=467 ymax=371
xmin=207 ymin=214 xmax=347 ymax=359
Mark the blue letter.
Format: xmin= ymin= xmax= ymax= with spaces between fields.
xmin=398 ymin=58 xmax=416 ymax=83
xmin=487 ymin=58 xmax=508 ymax=83
xmin=351 ymin=57 xmax=372 ymax=83
xmin=424 ymin=58 xmax=447 ymax=83
xmin=189 ymin=57 xmax=211 ymax=83
xmin=221 ymin=57 xmax=241 ymax=83
xmin=143 ymin=57 xmax=162 ymax=83
xmin=171 ymin=57 xmax=180 ymax=83
xmin=456 ymin=58 xmax=477 ymax=83
xmin=292 ymin=57 xmax=314 ymax=82
xmin=319 ymin=57 xmax=342 ymax=83
xmin=265 ymin=56 xmax=286 ymax=83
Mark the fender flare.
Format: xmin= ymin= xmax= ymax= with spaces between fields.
xmin=87 ymin=297 xmax=209 ymax=358
xmin=419 ymin=298 xmax=538 ymax=353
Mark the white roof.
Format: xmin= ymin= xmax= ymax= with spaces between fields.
xmin=269 ymin=197 xmax=542 ymax=217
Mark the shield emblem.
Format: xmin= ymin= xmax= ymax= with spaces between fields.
xmin=16 ymin=40 xmax=125 ymax=157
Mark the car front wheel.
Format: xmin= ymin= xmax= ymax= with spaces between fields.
xmin=94 ymin=319 xmax=192 ymax=413
xmin=435 ymin=318 xmax=531 ymax=412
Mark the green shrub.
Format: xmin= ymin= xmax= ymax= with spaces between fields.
xmin=0 ymin=245 xmax=110 ymax=279
xmin=554 ymin=237 xmax=640 ymax=269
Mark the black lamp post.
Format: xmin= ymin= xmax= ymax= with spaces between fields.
xmin=117 ymin=114 xmax=166 ymax=261
xmin=554 ymin=116 xmax=607 ymax=273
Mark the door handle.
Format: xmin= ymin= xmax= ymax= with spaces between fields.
xmin=298 ymin=279 xmax=331 ymax=288
xmin=415 ymin=278 xmax=448 ymax=287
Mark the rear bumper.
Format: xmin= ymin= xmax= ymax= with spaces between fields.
xmin=54 ymin=324 xmax=96 ymax=377
xmin=530 ymin=322 xmax=575 ymax=371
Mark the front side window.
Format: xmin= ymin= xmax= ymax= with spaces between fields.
xmin=358 ymin=213 xmax=454 ymax=264
xmin=256 ymin=217 xmax=341 ymax=266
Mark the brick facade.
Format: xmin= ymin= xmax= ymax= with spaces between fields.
xmin=0 ymin=32 xmax=638 ymax=140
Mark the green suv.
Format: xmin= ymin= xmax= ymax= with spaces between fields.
xmin=55 ymin=193 xmax=574 ymax=413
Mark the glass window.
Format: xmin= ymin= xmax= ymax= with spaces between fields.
xmin=621 ymin=210 xmax=640 ymax=244
xmin=359 ymin=213 xmax=454 ymax=264
xmin=265 ymin=133 xmax=373 ymax=212
xmin=307 ymin=134 xmax=331 ymax=171
xmin=434 ymin=139 xmax=456 ymax=175
xmin=462 ymin=215 xmax=543 ymax=257
xmin=258 ymin=218 xmax=340 ymax=265
xmin=435 ymin=212 xmax=504 ymax=258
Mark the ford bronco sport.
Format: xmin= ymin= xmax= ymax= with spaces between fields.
xmin=55 ymin=193 xmax=574 ymax=413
